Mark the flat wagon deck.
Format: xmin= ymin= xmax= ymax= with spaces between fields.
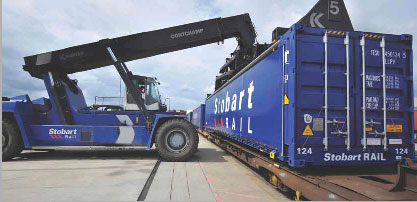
xmin=199 ymin=129 xmax=417 ymax=200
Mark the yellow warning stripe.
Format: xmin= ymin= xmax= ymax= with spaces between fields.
xmin=364 ymin=33 xmax=381 ymax=39
xmin=327 ymin=30 xmax=345 ymax=35
xmin=326 ymin=30 xmax=382 ymax=38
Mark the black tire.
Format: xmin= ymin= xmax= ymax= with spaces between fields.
xmin=155 ymin=119 xmax=198 ymax=161
xmin=193 ymin=130 xmax=199 ymax=153
xmin=2 ymin=117 xmax=23 ymax=161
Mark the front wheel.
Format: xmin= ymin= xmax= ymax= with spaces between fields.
xmin=2 ymin=118 xmax=23 ymax=161
xmin=155 ymin=119 xmax=198 ymax=161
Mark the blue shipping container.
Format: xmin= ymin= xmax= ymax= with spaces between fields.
xmin=204 ymin=24 xmax=414 ymax=168
xmin=191 ymin=104 xmax=205 ymax=129
xmin=187 ymin=112 xmax=193 ymax=122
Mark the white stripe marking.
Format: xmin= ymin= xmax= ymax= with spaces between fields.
xmin=116 ymin=115 xmax=134 ymax=126
xmin=116 ymin=126 xmax=135 ymax=144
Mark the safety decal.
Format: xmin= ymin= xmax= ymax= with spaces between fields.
xmin=386 ymin=124 xmax=402 ymax=133
xmin=304 ymin=114 xmax=312 ymax=124
xmin=312 ymin=118 xmax=323 ymax=131
xmin=366 ymin=127 xmax=373 ymax=132
xmin=284 ymin=94 xmax=289 ymax=105
xmin=302 ymin=125 xmax=314 ymax=136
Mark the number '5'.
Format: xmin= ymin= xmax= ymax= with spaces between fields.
xmin=330 ymin=0 xmax=340 ymax=15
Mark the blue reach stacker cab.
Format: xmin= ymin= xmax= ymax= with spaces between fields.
xmin=2 ymin=13 xmax=261 ymax=161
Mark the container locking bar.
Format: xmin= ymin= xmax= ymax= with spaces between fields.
xmin=323 ymin=32 xmax=328 ymax=150
xmin=281 ymin=44 xmax=285 ymax=157
xmin=344 ymin=33 xmax=351 ymax=150
xmin=381 ymin=37 xmax=388 ymax=150
xmin=361 ymin=36 xmax=367 ymax=150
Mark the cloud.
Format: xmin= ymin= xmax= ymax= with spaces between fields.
xmin=179 ymin=84 xmax=195 ymax=92
xmin=3 ymin=0 xmax=417 ymax=110
xmin=204 ymin=85 xmax=215 ymax=95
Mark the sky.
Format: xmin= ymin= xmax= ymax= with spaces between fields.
xmin=2 ymin=0 xmax=417 ymax=110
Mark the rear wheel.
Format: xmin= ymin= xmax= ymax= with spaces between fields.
xmin=155 ymin=119 xmax=198 ymax=161
xmin=2 ymin=117 xmax=23 ymax=161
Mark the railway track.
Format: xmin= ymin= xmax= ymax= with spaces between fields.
xmin=199 ymin=129 xmax=417 ymax=201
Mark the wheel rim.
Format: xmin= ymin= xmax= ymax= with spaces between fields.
xmin=2 ymin=130 xmax=8 ymax=149
xmin=165 ymin=129 xmax=189 ymax=153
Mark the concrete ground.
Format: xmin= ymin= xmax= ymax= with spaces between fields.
xmin=2 ymin=136 xmax=290 ymax=201
xmin=2 ymin=148 xmax=158 ymax=201
xmin=145 ymin=137 xmax=290 ymax=201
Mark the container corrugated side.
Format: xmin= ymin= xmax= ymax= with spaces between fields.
xmin=204 ymin=24 xmax=413 ymax=168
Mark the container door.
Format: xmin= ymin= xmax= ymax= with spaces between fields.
xmin=355 ymin=35 xmax=413 ymax=152
xmin=296 ymin=32 xmax=354 ymax=150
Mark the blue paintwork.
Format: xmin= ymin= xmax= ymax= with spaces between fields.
xmin=3 ymin=95 xmax=35 ymax=148
xmin=202 ymin=24 xmax=414 ymax=168
xmin=191 ymin=104 xmax=205 ymax=129
xmin=2 ymin=72 xmax=185 ymax=150
xmin=146 ymin=114 xmax=187 ymax=149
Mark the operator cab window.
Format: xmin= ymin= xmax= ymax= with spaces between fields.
xmin=145 ymin=78 xmax=161 ymax=105
xmin=126 ymin=78 xmax=145 ymax=104
xmin=127 ymin=77 xmax=162 ymax=106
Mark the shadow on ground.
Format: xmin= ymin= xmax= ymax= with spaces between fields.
xmin=7 ymin=143 xmax=230 ymax=163
xmin=188 ymin=148 xmax=228 ymax=163
xmin=8 ymin=148 xmax=159 ymax=162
